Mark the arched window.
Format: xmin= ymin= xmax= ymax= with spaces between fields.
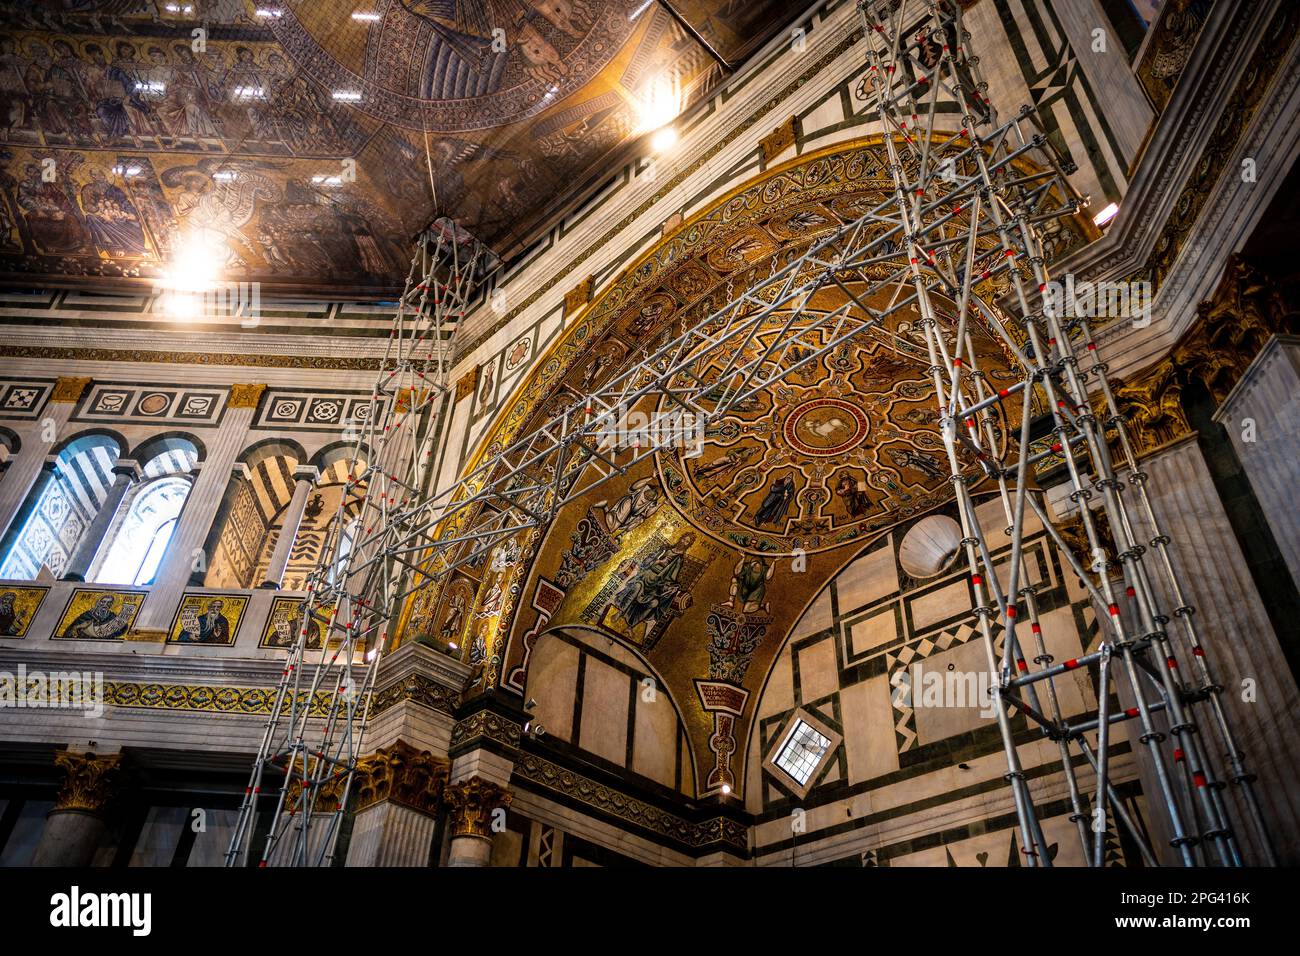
xmin=0 ymin=436 xmax=118 ymax=580
xmin=329 ymin=514 xmax=360 ymax=586
xmin=97 ymin=476 xmax=192 ymax=586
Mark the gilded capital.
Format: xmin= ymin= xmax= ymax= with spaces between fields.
xmin=443 ymin=776 xmax=512 ymax=839
xmin=227 ymin=383 xmax=267 ymax=409
xmin=350 ymin=741 xmax=450 ymax=816
xmin=50 ymin=377 xmax=92 ymax=404
xmin=52 ymin=751 xmax=121 ymax=813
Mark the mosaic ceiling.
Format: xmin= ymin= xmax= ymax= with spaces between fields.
xmin=0 ymin=0 xmax=801 ymax=293
xmin=400 ymin=137 xmax=1092 ymax=799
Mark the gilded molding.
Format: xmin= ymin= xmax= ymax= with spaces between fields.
xmin=760 ymin=115 xmax=799 ymax=162
xmin=351 ymin=741 xmax=450 ymax=817
xmin=455 ymin=366 xmax=479 ymax=402
xmin=563 ymin=275 xmax=594 ymax=317
xmin=51 ymin=750 xmax=121 ymax=813
xmin=443 ymin=776 xmax=512 ymax=838
xmin=50 ymin=376 xmax=92 ymax=403
xmin=227 ymin=383 xmax=268 ymax=409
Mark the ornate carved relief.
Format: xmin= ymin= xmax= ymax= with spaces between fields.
xmin=443 ymin=776 xmax=512 ymax=839
xmin=51 ymin=750 xmax=121 ymax=814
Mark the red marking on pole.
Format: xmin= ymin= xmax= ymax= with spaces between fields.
xmin=1193 ymin=647 xmax=1205 ymax=657
xmin=1125 ymin=707 xmax=1139 ymax=718
xmin=1064 ymin=658 xmax=1079 ymax=670
xmin=1108 ymin=604 xmax=1119 ymax=616
xmin=1193 ymin=772 xmax=1207 ymax=788
xmin=1031 ymin=623 xmax=1041 ymax=634
xmin=1126 ymin=586 xmax=1136 ymax=597
xmin=998 ymin=388 xmax=1009 ymax=397
xmin=952 ymin=357 xmax=962 ymax=367
xmin=1016 ymin=659 xmax=1028 ymax=672
xmin=1166 ymin=656 xmax=1178 ymax=670
xmin=1006 ymin=605 xmax=1017 ymax=618
xmin=1050 ymin=442 xmax=1062 ymax=452
xmin=971 ymin=574 xmax=982 ymax=586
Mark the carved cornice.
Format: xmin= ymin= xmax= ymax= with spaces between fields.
xmin=449 ymin=708 xmax=523 ymax=753
xmin=50 ymin=376 xmax=92 ymax=404
xmin=513 ymin=752 xmax=749 ymax=853
xmin=370 ymin=673 xmax=461 ymax=719
xmin=350 ymin=741 xmax=450 ymax=817
xmin=52 ymin=750 xmax=121 ymax=814
xmin=227 ymin=383 xmax=268 ymax=409
xmin=0 ymin=346 xmax=382 ymax=370
xmin=1111 ymin=257 xmax=1295 ymax=456
xmin=443 ymin=776 xmax=512 ymax=839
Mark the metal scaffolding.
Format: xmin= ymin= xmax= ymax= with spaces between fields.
xmin=228 ymin=0 xmax=1276 ymax=866
xmin=225 ymin=218 xmax=494 ymax=867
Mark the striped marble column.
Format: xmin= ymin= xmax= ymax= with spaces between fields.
xmin=1129 ymin=435 xmax=1300 ymax=864
xmin=1212 ymin=335 xmax=1300 ymax=588
xmin=136 ymin=385 xmax=264 ymax=632
xmin=0 ymin=377 xmax=88 ymax=545
xmin=61 ymin=459 xmax=141 ymax=582
xmin=260 ymin=465 xmax=319 ymax=589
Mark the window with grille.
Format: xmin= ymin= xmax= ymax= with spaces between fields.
xmin=774 ymin=719 xmax=832 ymax=786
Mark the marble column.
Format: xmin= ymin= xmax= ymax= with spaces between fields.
xmin=31 ymin=750 xmax=121 ymax=867
xmin=136 ymin=385 xmax=264 ymax=631
xmin=260 ymin=465 xmax=319 ymax=589
xmin=343 ymin=741 xmax=448 ymax=867
xmin=0 ymin=377 xmax=89 ymax=546
xmin=1128 ymin=436 xmax=1300 ymax=865
xmin=62 ymin=459 xmax=141 ymax=582
xmin=1212 ymin=334 xmax=1300 ymax=588
xmin=443 ymin=776 xmax=512 ymax=867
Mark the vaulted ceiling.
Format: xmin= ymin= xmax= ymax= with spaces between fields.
xmin=0 ymin=0 xmax=803 ymax=295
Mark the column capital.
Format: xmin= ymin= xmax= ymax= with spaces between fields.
xmin=51 ymin=750 xmax=121 ymax=814
xmin=227 ymin=384 xmax=267 ymax=409
xmin=292 ymin=465 xmax=321 ymax=484
xmin=111 ymin=459 xmax=143 ymax=481
xmin=50 ymin=377 xmax=92 ymax=404
xmin=351 ymin=741 xmax=449 ymax=817
xmin=443 ymin=775 xmax=512 ymax=839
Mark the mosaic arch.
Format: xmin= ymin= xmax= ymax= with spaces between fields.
xmin=401 ymin=135 xmax=1090 ymax=796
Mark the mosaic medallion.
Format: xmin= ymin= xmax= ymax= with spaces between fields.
xmin=783 ymin=398 xmax=870 ymax=457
